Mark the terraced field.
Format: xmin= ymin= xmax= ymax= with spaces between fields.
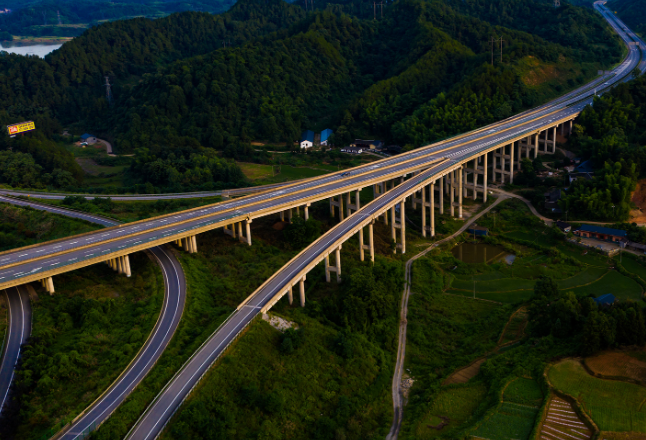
xmin=548 ymin=359 xmax=646 ymax=432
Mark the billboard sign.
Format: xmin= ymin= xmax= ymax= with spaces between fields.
xmin=7 ymin=121 xmax=35 ymax=137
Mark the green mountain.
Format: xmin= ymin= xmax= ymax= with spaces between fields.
xmin=611 ymin=0 xmax=646 ymax=36
xmin=0 ymin=0 xmax=235 ymax=38
xmin=0 ymin=0 xmax=624 ymax=192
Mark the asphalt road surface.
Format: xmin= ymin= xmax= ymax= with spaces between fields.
xmin=0 ymin=197 xmax=187 ymax=440
xmin=0 ymin=285 xmax=31 ymax=416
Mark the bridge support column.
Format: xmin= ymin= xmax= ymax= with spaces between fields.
xmin=421 ymin=184 xmax=427 ymax=237
xmin=287 ymin=285 xmax=293 ymax=305
xmin=399 ymin=200 xmax=406 ymax=254
xmin=42 ymin=277 xmax=55 ymax=295
xmin=430 ymin=182 xmax=435 ymax=237
xmin=329 ymin=194 xmax=344 ymax=221
xmin=325 ymin=246 xmax=342 ymax=282
xmin=533 ymin=133 xmax=538 ymax=158
xmin=568 ymin=120 xmax=573 ymax=136
xmin=510 ymin=141 xmax=515 ymax=184
xmin=391 ymin=206 xmax=397 ymax=251
xmin=483 ymin=153 xmax=488 ymax=202
xmin=449 ymin=170 xmax=457 ymax=217
xmin=223 ymin=223 xmax=237 ymax=238
xmin=239 ymin=220 xmax=252 ymax=246
xmin=439 ymin=176 xmax=444 ymax=214
xmin=304 ymin=203 xmax=310 ymax=220
xmin=458 ymin=167 xmax=463 ymax=219
xmin=421 ymin=183 xmax=435 ymax=237
xmin=551 ymin=126 xmax=557 ymax=154
xmin=121 ymin=255 xmax=132 ymax=277
xmin=346 ymin=190 xmax=361 ymax=217
xmin=299 ymin=276 xmax=306 ymax=307
xmin=359 ymin=222 xmax=374 ymax=262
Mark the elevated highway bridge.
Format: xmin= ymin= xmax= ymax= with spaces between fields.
xmin=0 ymin=2 xmax=644 ymax=438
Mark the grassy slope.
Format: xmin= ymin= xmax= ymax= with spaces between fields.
xmin=0 ymin=202 xmax=99 ymax=251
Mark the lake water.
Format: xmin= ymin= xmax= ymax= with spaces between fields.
xmin=452 ymin=242 xmax=513 ymax=264
xmin=0 ymin=42 xmax=63 ymax=57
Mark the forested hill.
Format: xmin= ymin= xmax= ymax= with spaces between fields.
xmin=0 ymin=0 xmax=236 ymax=38
xmin=611 ymin=0 xmax=646 ymax=36
xmin=0 ymin=0 xmax=624 ymax=192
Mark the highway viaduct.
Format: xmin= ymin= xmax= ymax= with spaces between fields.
xmin=0 ymin=2 xmax=643 ymax=437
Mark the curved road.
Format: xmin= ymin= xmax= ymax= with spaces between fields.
xmin=0 ymin=196 xmax=187 ymax=440
xmin=0 ymin=285 xmax=31 ymax=415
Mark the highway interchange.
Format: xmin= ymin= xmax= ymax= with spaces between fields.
xmin=0 ymin=197 xmax=187 ymax=440
xmin=0 ymin=2 xmax=644 ymax=438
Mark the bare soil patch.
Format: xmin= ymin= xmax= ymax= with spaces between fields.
xmin=631 ymin=179 xmax=646 ymax=223
xmin=584 ymin=350 xmax=646 ymax=383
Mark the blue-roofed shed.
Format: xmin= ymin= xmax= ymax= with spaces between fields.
xmin=576 ymin=160 xmax=595 ymax=173
xmin=320 ymin=129 xmax=333 ymax=145
xmin=593 ymin=293 xmax=615 ymax=306
xmin=80 ymin=133 xmax=97 ymax=144
xmin=574 ymin=224 xmax=627 ymax=242
xmin=300 ymin=130 xmax=315 ymax=149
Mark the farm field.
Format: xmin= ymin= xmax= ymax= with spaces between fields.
xmin=619 ymin=253 xmax=646 ymax=282
xmin=414 ymin=382 xmax=488 ymax=438
xmin=470 ymin=401 xmax=539 ymax=440
xmin=548 ymin=359 xmax=646 ymax=432
xmin=584 ymin=350 xmax=646 ymax=382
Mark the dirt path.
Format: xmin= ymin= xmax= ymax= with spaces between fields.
xmin=386 ymin=194 xmax=510 ymax=440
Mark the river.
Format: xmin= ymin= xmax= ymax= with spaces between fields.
xmin=0 ymin=41 xmax=63 ymax=57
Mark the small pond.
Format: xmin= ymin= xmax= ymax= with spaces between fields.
xmin=452 ymin=242 xmax=515 ymax=264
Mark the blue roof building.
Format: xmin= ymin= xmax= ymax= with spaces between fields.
xmin=300 ymin=130 xmax=315 ymax=149
xmin=576 ymin=160 xmax=595 ymax=173
xmin=574 ymin=224 xmax=627 ymax=243
xmin=320 ymin=129 xmax=333 ymax=145
xmin=593 ymin=293 xmax=615 ymax=306
xmin=80 ymin=133 xmax=95 ymax=141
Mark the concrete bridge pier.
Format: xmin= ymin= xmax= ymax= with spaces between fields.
xmin=458 ymin=167 xmax=463 ymax=219
xmin=330 ymin=194 xmax=344 ymax=221
xmin=304 ymin=203 xmax=311 ymax=220
xmin=420 ymin=181 xmax=435 ymax=237
xmin=40 ymin=276 xmax=55 ymax=294
xmin=450 ymin=170 xmax=457 ymax=217
xmin=390 ymin=199 xmax=406 ymax=254
xmin=483 ymin=153 xmax=488 ymax=202
xmin=287 ymin=285 xmax=293 ymax=305
xmin=439 ymin=176 xmax=444 ymax=213
xmin=346 ymin=190 xmax=361 ymax=217
xmin=325 ymin=246 xmax=342 ymax=282
xmin=223 ymin=223 xmax=237 ymax=238
xmin=238 ymin=220 xmax=252 ymax=246
xmin=358 ymin=221 xmax=375 ymax=262
xmin=299 ymin=276 xmax=306 ymax=307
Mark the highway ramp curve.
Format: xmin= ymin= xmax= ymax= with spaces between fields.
xmin=0 ymin=196 xmax=187 ymax=440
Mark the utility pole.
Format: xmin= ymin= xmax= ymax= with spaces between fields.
xmin=499 ymin=36 xmax=504 ymax=63
xmin=42 ymin=11 xmax=47 ymax=25
xmin=490 ymin=37 xmax=496 ymax=66
xmin=57 ymin=10 xmax=62 ymax=25
xmin=104 ymin=75 xmax=113 ymax=106
xmin=373 ymin=2 xmax=376 ymax=20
